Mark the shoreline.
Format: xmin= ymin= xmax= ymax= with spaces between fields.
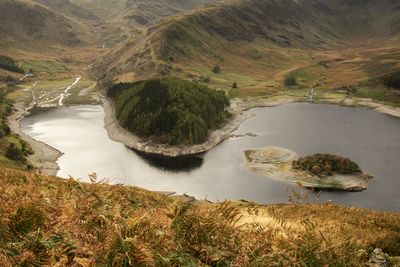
xmin=12 ymin=94 xmax=400 ymax=173
xmin=102 ymin=94 xmax=400 ymax=157
xmin=7 ymin=103 xmax=62 ymax=176
xmin=101 ymin=95 xmax=254 ymax=157
xmin=244 ymin=146 xmax=371 ymax=192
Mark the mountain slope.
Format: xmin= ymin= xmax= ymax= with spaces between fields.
xmin=0 ymin=0 xmax=94 ymax=48
xmin=121 ymin=0 xmax=218 ymax=27
xmin=32 ymin=0 xmax=98 ymax=21
xmin=99 ymin=0 xmax=400 ymax=90
xmin=0 ymin=0 xmax=220 ymax=62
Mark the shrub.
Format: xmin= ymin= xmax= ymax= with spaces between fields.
xmin=4 ymin=75 xmax=16 ymax=83
xmin=212 ymin=64 xmax=221 ymax=74
xmin=384 ymin=71 xmax=400 ymax=89
xmin=10 ymin=205 xmax=45 ymax=234
xmin=293 ymin=153 xmax=362 ymax=176
xmin=6 ymin=143 xmax=28 ymax=164
xmin=284 ymin=73 xmax=297 ymax=87
xmin=0 ymin=55 xmax=24 ymax=74
xmin=199 ymin=75 xmax=210 ymax=83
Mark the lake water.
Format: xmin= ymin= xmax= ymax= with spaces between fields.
xmin=21 ymin=103 xmax=400 ymax=211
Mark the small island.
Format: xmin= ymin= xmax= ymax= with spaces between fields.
xmin=107 ymin=77 xmax=230 ymax=146
xmin=244 ymin=147 xmax=372 ymax=191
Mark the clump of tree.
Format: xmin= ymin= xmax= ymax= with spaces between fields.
xmin=6 ymin=143 xmax=27 ymax=164
xmin=284 ymin=72 xmax=297 ymax=87
xmin=384 ymin=71 xmax=400 ymax=89
xmin=293 ymin=153 xmax=361 ymax=176
xmin=0 ymin=55 xmax=24 ymax=74
xmin=212 ymin=64 xmax=221 ymax=74
xmin=199 ymin=75 xmax=210 ymax=83
xmin=108 ymin=77 xmax=230 ymax=145
xmin=0 ymin=123 xmax=11 ymax=138
xmin=6 ymin=142 xmax=32 ymax=165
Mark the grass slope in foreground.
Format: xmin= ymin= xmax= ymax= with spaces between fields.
xmin=108 ymin=77 xmax=230 ymax=145
xmin=0 ymin=167 xmax=399 ymax=266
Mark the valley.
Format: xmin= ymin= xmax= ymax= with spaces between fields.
xmin=1 ymin=0 xmax=400 ymax=209
xmin=0 ymin=0 xmax=400 ymax=265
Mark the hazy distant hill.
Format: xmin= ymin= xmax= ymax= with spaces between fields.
xmin=99 ymin=0 xmax=400 ymax=85
xmin=32 ymin=0 xmax=98 ymax=21
xmin=0 ymin=0 xmax=217 ymax=50
xmin=121 ymin=0 xmax=217 ymax=27
xmin=0 ymin=0 xmax=92 ymax=47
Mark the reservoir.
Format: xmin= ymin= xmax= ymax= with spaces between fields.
xmin=21 ymin=103 xmax=400 ymax=211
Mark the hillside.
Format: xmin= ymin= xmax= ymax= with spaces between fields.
xmin=99 ymin=0 xmax=400 ymax=96
xmin=0 ymin=0 xmax=94 ymax=48
xmin=0 ymin=0 xmax=220 ymax=76
xmin=121 ymin=0 xmax=218 ymax=27
xmin=0 ymin=167 xmax=399 ymax=266
xmin=32 ymin=0 xmax=98 ymax=21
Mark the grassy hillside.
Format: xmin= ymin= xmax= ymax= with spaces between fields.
xmin=121 ymin=0 xmax=218 ymax=27
xmin=0 ymin=0 xmax=94 ymax=48
xmin=0 ymin=0 xmax=219 ymax=80
xmin=0 ymin=167 xmax=399 ymax=266
xmin=98 ymin=0 xmax=400 ymax=101
xmin=32 ymin=0 xmax=98 ymax=21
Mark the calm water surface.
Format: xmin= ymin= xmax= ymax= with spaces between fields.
xmin=21 ymin=103 xmax=400 ymax=211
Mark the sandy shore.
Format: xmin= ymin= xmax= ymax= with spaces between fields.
xmin=7 ymin=103 xmax=62 ymax=176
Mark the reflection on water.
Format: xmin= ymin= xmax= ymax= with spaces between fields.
xmin=134 ymin=150 xmax=204 ymax=172
xmin=21 ymin=104 xmax=400 ymax=211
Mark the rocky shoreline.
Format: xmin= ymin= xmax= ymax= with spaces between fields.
xmin=7 ymin=103 xmax=62 ymax=176
xmin=101 ymin=96 xmax=254 ymax=157
xmin=101 ymin=94 xmax=400 ymax=157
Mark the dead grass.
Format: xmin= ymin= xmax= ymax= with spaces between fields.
xmin=0 ymin=167 xmax=398 ymax=266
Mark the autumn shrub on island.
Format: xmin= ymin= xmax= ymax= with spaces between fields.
xmin=293 ymin=153 xmax=362 ymax=176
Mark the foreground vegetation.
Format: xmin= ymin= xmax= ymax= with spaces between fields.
xmin=0 ymin=167 xmax=399 ymax=266
xmin=108 ymin=77 xmax=230 ymax=145
xmin=293 ymin=154 xmax=362 ymax=177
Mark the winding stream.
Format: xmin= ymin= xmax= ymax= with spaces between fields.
xmin=21 ymin=103 xmax=400 ymax=211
